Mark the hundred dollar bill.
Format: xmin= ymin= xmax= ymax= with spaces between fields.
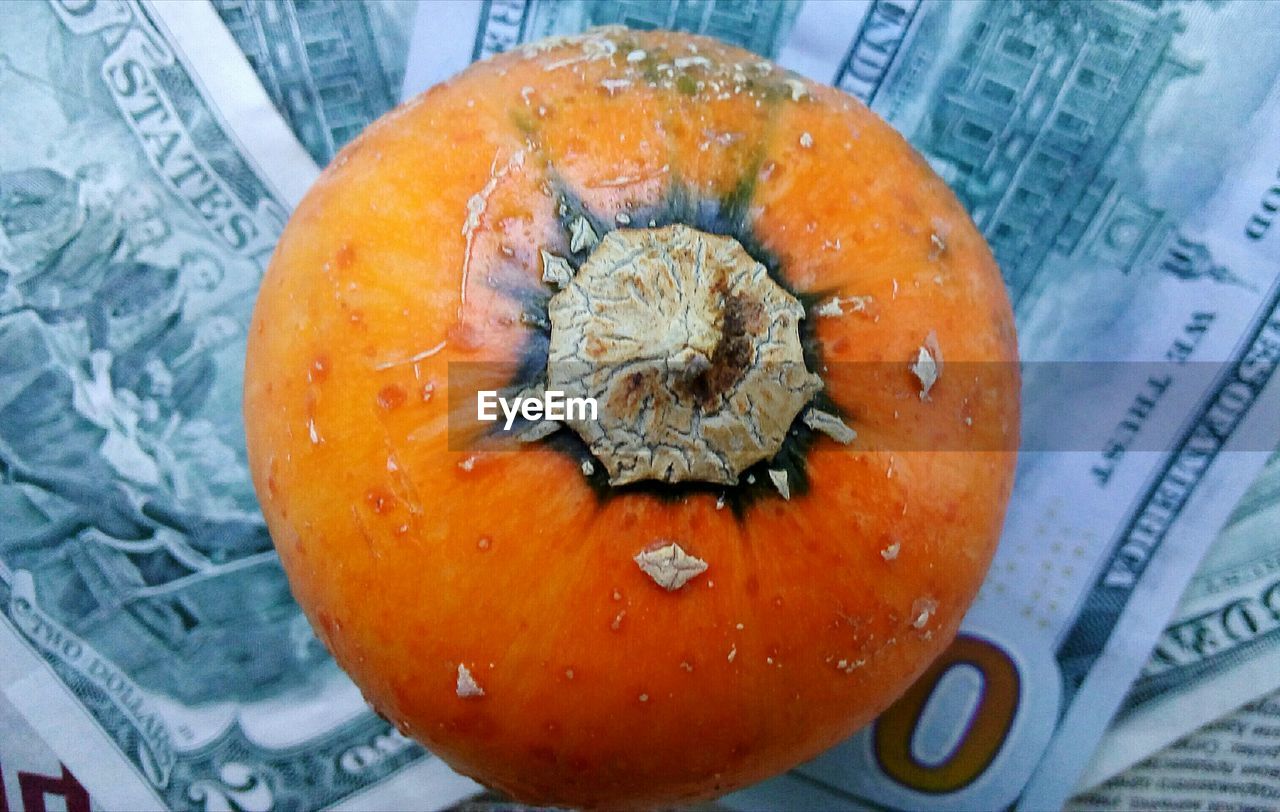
xmin=406 ymin=1 xmax=1280 ymax=810
xmin=0 ymin=1 xmax=477 ymax=810
xmin=213 ymin=0 xmax=417 ymax=167
xmin=1078 ymin=447 xmax=1280 ymax=790
xmin=1067 ymin=688 xmax=1280 ymax=811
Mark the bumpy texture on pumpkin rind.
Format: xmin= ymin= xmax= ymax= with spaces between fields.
xmin=244 ymin=27 xmax=1019 ymax=809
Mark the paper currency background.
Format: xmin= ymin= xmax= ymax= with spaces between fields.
xmin=0 ymin=1 xmax=472 ymax=810
xmin=1 ymin=1 xmax=1278 ymax=810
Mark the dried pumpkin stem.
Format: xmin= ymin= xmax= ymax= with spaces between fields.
xmin=546 ymin=224 xmax=822 ymax=486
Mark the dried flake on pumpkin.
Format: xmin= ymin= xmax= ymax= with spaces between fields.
xmin=568 ymin=215 xmax=598 ymax=252
xmin=803 ymin=408 xmax=856 ymax=444
xmin=814 ymin=295 xmax=871 ymax=319
xmin=634 ymin=542 xmax=708 ymax=591
xmin=540 ymin=250 xmax=575 ymax=289
xmin=911 ymin=330 xmax=943 ymax=400
xmin=456 ymin=664 xmax=484 ymax=698
xmin=768 ymin=469 xmax=790 ymax=500
xmin=911 ymin=597 xmax=938 ymax=629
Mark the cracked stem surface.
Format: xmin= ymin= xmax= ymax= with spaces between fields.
xmin=547 ymin=224 xmax=821 ymax=486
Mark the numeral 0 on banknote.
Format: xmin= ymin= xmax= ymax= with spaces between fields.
xmin=872 ymin=634 xmax=1021 ymax=793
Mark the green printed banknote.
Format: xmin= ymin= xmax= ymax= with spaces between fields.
xmin=212 ymin=0 xmax=416 ymax=166
xmin=0 ymin=1 xmax=474 ymax=809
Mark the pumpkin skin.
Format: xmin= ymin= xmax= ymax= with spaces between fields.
xmin=244 ymin=26 xmax=1019 ymax=810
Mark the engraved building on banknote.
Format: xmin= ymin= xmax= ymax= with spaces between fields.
xmin=471 ymin=0 xmax=801 ymax=62
xmin=855 ymin=1 xmax=1222 ymax=311
xmin=930 ymin=3 xmax=1217 ymax=305
xmin=213 ymin=0 xmax=406 ymax=165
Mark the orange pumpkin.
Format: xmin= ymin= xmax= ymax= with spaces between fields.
xmin=244 ymin=27 xmax=1018 ymax=809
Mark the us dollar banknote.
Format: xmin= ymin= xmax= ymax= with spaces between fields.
xmin=212 ymin=0 xmax=417 ymax=166
xmin=404 ymin=2 xmax=1280 ymax=810
xmin=0 ymin=1 xmax=477 ymax=810
xmin=1068 ymin=687 xmax=1280 ymax=811
xmin=1078 ymin=446 xmax=1280 ymax=790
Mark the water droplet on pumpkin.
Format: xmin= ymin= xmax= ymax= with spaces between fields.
xmin=308 ymin=354 xmax=330 ymax=384
xmin=477 ymin=536 xmax=492 ymax=551
xmin=365 ymin=488 xmax=394 ymax=514
xmin=335 ymin=241 xmax=356 ymax=270
xmin=376 ymin=384 xmax=407 ymax=411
